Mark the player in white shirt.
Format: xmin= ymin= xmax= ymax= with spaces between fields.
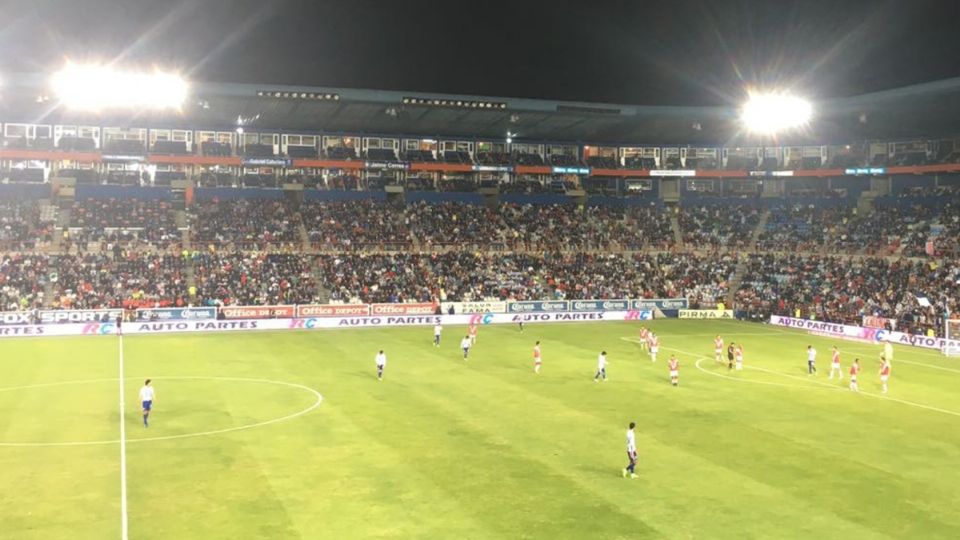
xmin=460 ymin=335 xmax=471 ymax=360
xmin=594 ymin=351 xmax=608 ymax=382
xmin=806 ymin=345 xmax=817 ymax=375
xmin=138 ymin=379 xmax=155 ymax=428
xmin=828 ymin=346 xmax=842 ymax=380
xmin=622 ymin=422 xmax=638 ymax=478
xmin=375 ymin=350 xmax=387 ymax=381
xmin=433 ymin=324 xmax=442 ymax=347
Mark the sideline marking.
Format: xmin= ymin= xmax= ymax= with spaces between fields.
xmin=119 ymin=335 xmax=129 ymax=540
xmin=0 ymin=376 xmax=323 ymax=447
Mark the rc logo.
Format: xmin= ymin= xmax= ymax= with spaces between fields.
xmin=624 ymin=310 xmax=653 ymax=321
xmin=82 ymin=323 xmax=115 ymax=335
xmin=288 ymin=318 xmax=320 ymax=329
xmin=468 ymin=313 xmax=495 ymax=325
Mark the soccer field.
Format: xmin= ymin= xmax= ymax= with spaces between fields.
xmin=2 ymin=319 xmax=960 ymax=539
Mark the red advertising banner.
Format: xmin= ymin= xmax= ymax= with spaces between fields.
xmin=370 ymin=303 xmax=437 ymax=316
xmin=220 ymin=305 xmax=296 ymax=319
xmin=296 ymin=304 xmax=370 ymax=317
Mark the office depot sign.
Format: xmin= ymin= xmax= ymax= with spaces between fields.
xmin=297 ymin=304 xmax=370 ymax=317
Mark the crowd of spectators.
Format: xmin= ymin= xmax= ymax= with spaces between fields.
xmin=316 ymin=252 xmax=734 ymax=307
xmin=69 ymin=199 xmax=180 ymax=249
xmin=301 ymin=200 xmax=410 ymax=251
xmin=48 ymin=253 xmax=188 ymax=309
xmin=190 ymin=200 xmax=300 ymax=249
xmin=0 ymin=254 xmax=48 ymax=311
xmin=194 ymin=253 xmax=318 ymax=306
xmin=0 ymin=201 xmax=55 ymax=250
xmin=678 ymin=204 xmax=761 ymax=249
xmin=735 ymin=254 xmax=960 ymax=336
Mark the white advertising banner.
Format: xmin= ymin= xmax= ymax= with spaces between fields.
xmin=0 ymin=310 xmax=654 ymax=339
xmin=679 ymin=309 xmax=734 ymax=319
xmin=769 ymin=315 xmax=960 ymax=352
xmin=442 ymin=301 xmax=508 ymax=314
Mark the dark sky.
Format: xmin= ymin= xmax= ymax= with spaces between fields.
xmin=1 ymin=0 xmax=958 ymax=106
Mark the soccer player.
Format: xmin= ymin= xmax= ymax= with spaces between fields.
xmin=433 ymin=323 xmax=442 ymax=347
xmin=468 ymin=323 xmax=479 ymax=346
xmin=622 ymin=421 xmax=638 ymax=479
xmin=828 ymin=346 xmax=842 ymax=380
xmin=518 ymin=320 xmax=524 ymax=333
xmin=727 ymin=342 xmax=735 ymax=371
xmin=594 ymin=351 xmax=608 ymax=382
xmin=460 ymin=335 xmax=471 ymax=360
xmin=138 ymin=379 xmax=155 ymax=428
xmin=648 ymin=333 xmax=659 ymax=363
xmin=806 ymin=345 xmax=817 ymax=375
xmin=375 ymin=350 xmax=387 ymax=381
xmin=668 ymin=355 xmax=679 ymax=386
xmin=879 ymin=358 xmax=891 ymax=394
xmin=734 ymin=343 xmax=744 ymax=371
xmin=533 ymin=341 xmax=542 ymax=374
xmin=849 ymin=358 xmax=860 ymax=392
xmin=639 ymin=326 xmax=649 ymax=351
xmin=714 ymin=335 xmax=724 ymax=363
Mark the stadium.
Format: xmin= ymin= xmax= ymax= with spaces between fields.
xmin=2 ymin=1 xmax=960 ymax=538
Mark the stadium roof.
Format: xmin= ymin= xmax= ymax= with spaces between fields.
xmin=4 ymin=73 xmax=960 ymax=145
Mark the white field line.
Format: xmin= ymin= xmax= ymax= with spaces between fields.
xmin=0 ymin=376 xmax=322 ymax=448
xmin=118 ymin=335 xmax=129 ymax=540
xmin=653 ymin=341 xmax=960 ymax=419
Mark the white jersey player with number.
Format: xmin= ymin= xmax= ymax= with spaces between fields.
xmin=375 ymin=350 xmax=387 ymax=381
xmin=594 ymin=351 xmax=608 ymax=382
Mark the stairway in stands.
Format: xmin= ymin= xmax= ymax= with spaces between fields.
xmin=670 ymin=211 xmax=683 ymax=248
xmin=297 ymin=216 xmax=311 ymax=252
xmin=311 ymin=259 xmax=331 ymax=304
xmin=724 ymin=210 xmax=770 ymax=307
xmin=749 ymin=209 xmax=771 ymax=251
xmin=175 ymin=209 xmax=191 ymax=252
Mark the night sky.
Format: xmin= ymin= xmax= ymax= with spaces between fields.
xmin=1 ymin=0 xmax=958 ymax=106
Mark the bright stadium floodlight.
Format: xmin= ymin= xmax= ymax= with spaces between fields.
xmin=50 ymin=62 xmax=188 ymax=112
xmin=740 ymin=91 xmax=812 ymax=135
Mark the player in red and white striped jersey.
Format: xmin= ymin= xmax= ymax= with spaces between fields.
xmin=668 ymin=355 xmax=679 ymax=386
xmin=879 ymin=358 xmax=891 ymax=394
xmin=734 ymin=344 xmax=744 ymax=371
xmin=849 ymin=358 xmax=860 ymax=392
xmin=828 ymin=346 xmax=843 ymax=380
xmin=639 ymin=326 xmax=649 ymax=351
xmin=648 ymin=333 xmax=660 ymax=363
xmin=714 ymin=335 xmax=724 ymax=363
xmin=533 ymin=341 xmax=542 ymax=374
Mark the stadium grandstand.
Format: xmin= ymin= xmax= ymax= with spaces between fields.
xmin=1 ymin=72 xmax=958 ymax=337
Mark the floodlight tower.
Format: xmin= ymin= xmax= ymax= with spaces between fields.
xmin=740 ymin=91 xmax=812 ymax=136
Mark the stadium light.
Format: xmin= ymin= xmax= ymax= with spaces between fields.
xmin=740 ymin=91 xmax=812 ymax=135
xmin=50 ymin=62 xmax=188 ymax=112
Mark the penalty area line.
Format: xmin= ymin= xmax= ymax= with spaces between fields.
xmin=674 ymin=346 xmax=960 ymax=419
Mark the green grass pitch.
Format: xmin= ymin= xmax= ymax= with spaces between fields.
xmin=2 ymin=319 xmax=960 ymax=539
